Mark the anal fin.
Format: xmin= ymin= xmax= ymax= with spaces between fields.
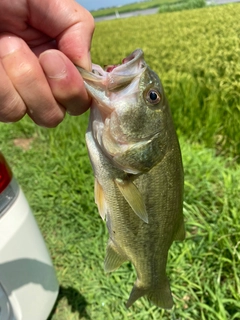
xmin=115 ymin=178 xmax=148 ymax=223
xmin=104 ymin=241 xmax=126 ymax=272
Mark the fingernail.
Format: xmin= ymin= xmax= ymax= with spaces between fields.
xmin=40 ymin=51 xmax=67 ymax=79
xmin=79 ymin=52 xmax=92 ymax=71
xmin=0 ymin=36 xmax=23 ymax=58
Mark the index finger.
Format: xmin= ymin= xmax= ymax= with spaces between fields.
xmin=28 ymin=0 xmax=95 ymax=70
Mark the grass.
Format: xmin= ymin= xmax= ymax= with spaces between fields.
xmin=91 ymin=4 xmax=240 ymax=159
xmin=91 ymin=0 xmax=206 ymax=19
xmin=91 ymin=0 xmax=185 ymax=18
xmin=158 ymin=0 xmax=206 ymax=13
xmin=1 ymin=114 xmax=239 ymax=319
xmin=1 ymin=3 xmax=240 ymax=320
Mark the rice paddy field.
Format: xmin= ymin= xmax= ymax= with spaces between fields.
xmin=91 ymin=0 xmax=186 ymax=18
xmin=1 ymin=3 xmax=240 ymax=320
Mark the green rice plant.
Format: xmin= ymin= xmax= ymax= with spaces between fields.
xmin=92 ymin=4 xmax=240 ymax=158
xmin=158 ymin=0 xmax=206 ymax=13
xmin=0 ymin=115 xmax=239 ymax=319
xmin=0 ymin=3 xmax=240 ymax=319
xmin=91 ymin=0 xmax=185 ymax=18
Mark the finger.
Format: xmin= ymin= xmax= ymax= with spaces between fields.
xmin=56 ymin=8 xmax=95 ymax=71
xmin=31 ymin=40 xmax=57 ymax=57
xmin=0 ymin=61 xmax=26 ymax=122
xmin=0 ymin=34 xmax=65 ymax=127
xmin=39 ymin=49 xmax=91 ymax=115
xmin=27 ymin=0 xmax=95 ymax=70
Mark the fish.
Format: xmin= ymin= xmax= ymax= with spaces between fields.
xmin=76 ymin=49 xmax=185 ymax=309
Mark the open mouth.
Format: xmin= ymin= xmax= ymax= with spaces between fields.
xmin=76 ymin=49 xmax=147 ymax=94
xmin=91 ymin=49 xmax=146 ymax=76
xmin=104 ymin=49 xmax=145 ymax=73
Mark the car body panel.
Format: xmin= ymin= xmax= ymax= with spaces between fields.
xmin=0 ymin=155 xmax=59 ymax=320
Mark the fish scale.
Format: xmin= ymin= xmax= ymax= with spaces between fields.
xmin=78 ymin=49 xmax=185 ymax=309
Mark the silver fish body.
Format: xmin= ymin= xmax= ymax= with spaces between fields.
xmin=77 ymin=49 xmax=185 ymax=309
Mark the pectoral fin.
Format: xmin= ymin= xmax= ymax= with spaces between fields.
xmin=115 ymin=178 xmax=148 ymax=223
xmin=104 ymin=241 xmax=127 ymax=272
xmin=94 ymin=179 xmax=107 ymax=220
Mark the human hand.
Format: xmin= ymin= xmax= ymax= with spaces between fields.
xmin=0 ymin=0 xmax=94 ymax=127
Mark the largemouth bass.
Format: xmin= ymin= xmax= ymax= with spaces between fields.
xmin=77 ymin=49 xmax=185 ymax=309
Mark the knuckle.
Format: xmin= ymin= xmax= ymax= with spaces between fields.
xmin=0 ymin=90 xmax=26 ymax=122
xmin=59 ymin=85 xmax=90 ymax=116
xmin=46 ymin=116 xmax=64 ymax=128
xmin=12 ymin=62 xmax=36 ymax=83
xmin=87 ymin=13 xmax=95 ymax=33
xmin=35 ymin=109 xmax=65 ymax=128
xmin=0 ymin=107 xmax=25 ymax=122
xmin=81 ymin=9 xmax=95 ymax=33
xmin=67 ymin=85 xmax=83 ymax=99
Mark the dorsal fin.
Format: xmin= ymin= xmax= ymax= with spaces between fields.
xmin=115 ymin=178 xmax=148 ymax=223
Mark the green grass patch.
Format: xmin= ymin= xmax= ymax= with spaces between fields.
xmin=91 ymin=0 xmax=185 ymax=18
xmin=0 ymin=114 xmax=239 ymax=319
xmin=91 ymin=4 xmax=240 ymax=159
xmin=0 ymin=3 xmax=240 ymax=319
xmin=158 ymin=0 xmax=206 ymax=13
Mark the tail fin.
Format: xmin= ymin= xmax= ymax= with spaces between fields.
xmin=148 ymin=279 xmax=173 ymax=309
xmin=126 ymin=277 xmax=173 ymax=309
xmin=126 ymin=285 xmax=147 ymax=308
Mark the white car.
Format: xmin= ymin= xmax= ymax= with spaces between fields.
xmin=0 ymin=152 xmax=59 ymax=320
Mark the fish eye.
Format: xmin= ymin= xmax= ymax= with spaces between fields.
xmin=145 ymin=89 xmax=161 ymax=105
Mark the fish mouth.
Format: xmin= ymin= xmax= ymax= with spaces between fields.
xmin=76 ymin=49 xmax=147 ymax=117
xmin=103 ymin=49 xmax=146 ymax=76
xmin=76 ymin=49 xmax=146 ymax=91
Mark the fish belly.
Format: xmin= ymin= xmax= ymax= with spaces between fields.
xmin=103 ymin=147 xmax=184 ymax=309
xmin=86 ymin=126 xmax=184 ymax=309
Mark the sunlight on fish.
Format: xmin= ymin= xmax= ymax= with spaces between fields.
xmin=77 ymin=49 xmax=185 ymax=309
